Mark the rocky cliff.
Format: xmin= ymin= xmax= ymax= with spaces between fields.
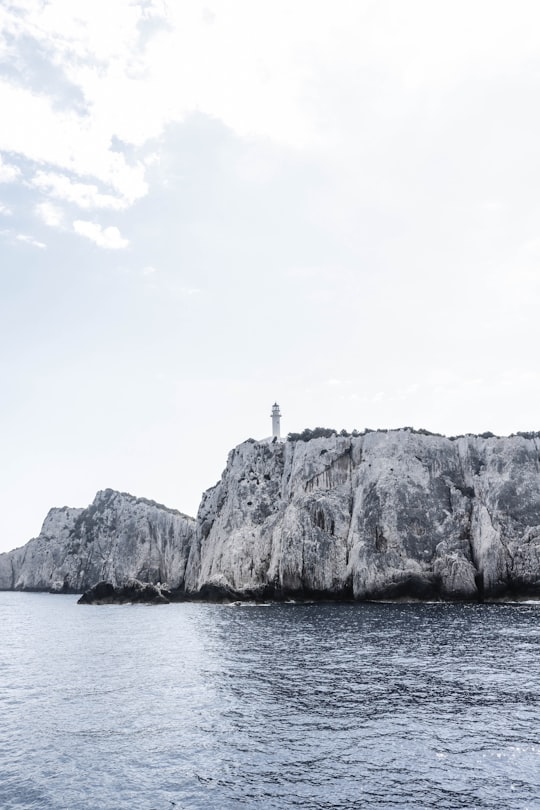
xmin=183 ymin=430 xmax=540 ymax=601
xmin=2 ymin=430 xmax=540 ymax=600
xmin=0 ymin=489 xmax=196 ymax=593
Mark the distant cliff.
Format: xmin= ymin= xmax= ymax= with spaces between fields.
xmin=0 ymin=489 xmax=196 ymax=593
xmin=2 ymin=431 xmax=540 ymax=601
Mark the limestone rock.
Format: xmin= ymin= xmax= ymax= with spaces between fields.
xmin=0 ymin=489 xmax=196 ymax=593
xmin=184 ymin=430 xmax=540 ymax=601
xmin=3 ymin=431 xmax=540 ymax=602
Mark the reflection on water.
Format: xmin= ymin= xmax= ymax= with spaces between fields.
xmin=1 ymin=594 xmax=539 ymax=809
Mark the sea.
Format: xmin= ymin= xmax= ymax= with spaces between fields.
xmin=1 ymin=593 xmax=539 ymax=810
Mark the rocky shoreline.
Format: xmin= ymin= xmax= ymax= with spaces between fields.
xmin=76 ymin=579 xmax=540 ymax=605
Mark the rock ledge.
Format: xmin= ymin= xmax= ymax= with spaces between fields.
xmin=77 ymin=579 xmax=171 ymax=605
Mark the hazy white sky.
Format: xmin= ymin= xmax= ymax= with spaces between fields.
xmin=2 ymin=0 xmax=540 ymax=552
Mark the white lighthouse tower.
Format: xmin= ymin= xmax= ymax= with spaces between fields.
xmin=271 ymin=402 xmax=281 ymax=439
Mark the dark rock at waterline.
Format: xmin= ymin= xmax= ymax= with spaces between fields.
xmin=77 ymin=579 xmax=170 ymax=605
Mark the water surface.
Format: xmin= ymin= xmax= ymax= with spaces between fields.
xmin=1 ymin=593 xmax=539 ymax=809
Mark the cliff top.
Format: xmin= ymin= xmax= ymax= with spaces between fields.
xmin=285 ymin=426 xmax=540 ymax=442
xmin=92 ymin=488 xmax=196 ymax=521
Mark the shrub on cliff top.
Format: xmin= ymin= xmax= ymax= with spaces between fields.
xmin=287 ymin=427 xmax=337 ymax=442
xmin=287 ymin=426 xmax=448 ymax=442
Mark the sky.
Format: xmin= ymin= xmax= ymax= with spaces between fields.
xmin=2 ymin=0 xmax=540 ymax=552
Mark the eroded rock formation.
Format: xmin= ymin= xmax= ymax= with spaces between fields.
xmin=183 ymin=431 xmax=540 ymax=601
xmin=2 ymin=431 xmax=540 ymax=601
xmin=0 ymin=489 xmax=195 ymax=593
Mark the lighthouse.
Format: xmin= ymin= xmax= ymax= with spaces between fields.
xmin=271 ymin=402 xmax=281 ymax=439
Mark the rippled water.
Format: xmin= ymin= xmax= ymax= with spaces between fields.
xmin=1 ymin=594 xmax=540 ymax=809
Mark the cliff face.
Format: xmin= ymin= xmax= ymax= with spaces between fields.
xmin=184 ymin=431 xmax=540 ymax=601
xmin=2 ymin=431 xmax=540 ymax=600
xmin=0 ymin=489 xmax=196 ymax=593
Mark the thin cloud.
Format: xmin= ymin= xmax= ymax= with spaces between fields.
xmin=32 ymin=171 xmax=129 ymax=211
xmin=0 ymin=80 xmax=147 ymax=203
xmin=0 ymin=154 xmax=20 ymax=183
xmin=35 ymin=201 xmax=64 ymax=228
xmin=16 ymin=233 xmax=46 ymax=249
xmin=73 ymin=220 xmax=129 ymax=249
